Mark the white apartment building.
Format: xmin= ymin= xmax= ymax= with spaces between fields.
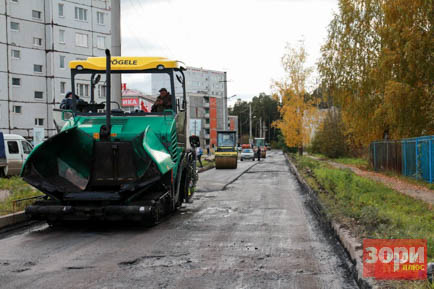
xmin=0 ymin=0 xmax=111 ymax=139
xmin=151 ymin=67 xmax=227 ymax=148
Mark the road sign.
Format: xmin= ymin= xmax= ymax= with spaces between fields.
xmin=122 ymin=97 xmax=139 ymax=107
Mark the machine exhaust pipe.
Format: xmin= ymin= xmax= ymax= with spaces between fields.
xmin=101 ymin=49 xmax=112 ymax=140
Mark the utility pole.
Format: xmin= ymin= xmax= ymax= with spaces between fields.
xmin=239 ymin=116 xmax=242 ymax=144
xmin=249 ymin=103 xmax=252 ymax=144
xmin=259 ymin=117 xmax=262 ymax=138
xmin=268 ymin=119 xmax=271 ymax=142
xmin=263 ymin=119 xmax=266 ymax=140
xmin=223 ymin=72 xmax=228 ymax=131
xmin=111 ymin=0 xmax=122 ymax=105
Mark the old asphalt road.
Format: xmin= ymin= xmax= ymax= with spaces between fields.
xmin=0 ymin=151 xmax=358 ymax=289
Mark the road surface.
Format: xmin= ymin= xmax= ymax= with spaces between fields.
xmin=0 ymin=151 xmax=358 ymax=289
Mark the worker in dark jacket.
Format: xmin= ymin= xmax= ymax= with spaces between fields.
xmin=151 ymin=88 xmax=172 ymax=112
xmin=60 ymin=92 xmax=74 ymax=109
xmin=60 ymin=92 xmax=87 ymax=111
xmin=256 ymin=146 xmax=261 ymax=161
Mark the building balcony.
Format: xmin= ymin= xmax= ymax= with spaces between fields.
xmin=203 ymin=102 xmax=209 ymax=108
xmin=204 ymin=123 xmax=210 ymax=129
xmin=204 ymin=134 xmax=210 ymax=139
xmin=204 ymin=113 xmax=210 ymax=118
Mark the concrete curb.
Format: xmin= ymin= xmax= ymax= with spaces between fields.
xmin=283 ymin=153 xmax=377 ymax=289
xmin=0 ymin=211 xmax=28 ymax=230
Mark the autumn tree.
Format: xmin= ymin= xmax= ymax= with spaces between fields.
xmin=273 ymin=42 xmax=318 ymax=154
xmin=319 ymin=0 xmax=433 ymax=147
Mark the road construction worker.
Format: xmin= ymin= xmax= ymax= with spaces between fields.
xmin=196 ymin=146 xmax=203 ymax=168
xmin=256 ymin=146 xmax=261 ymax=161
xmin=60 ymin=92 xmax=87 ymax=111
xmin=151 ymin=88 xmax=172 ymax=112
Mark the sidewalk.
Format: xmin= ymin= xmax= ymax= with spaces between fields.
xmin=309 ymin=155 xmax=434 ymax=206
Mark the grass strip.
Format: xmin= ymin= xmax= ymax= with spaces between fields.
xmin=291 ymin=154 xmax=434 ymax=262
xmin=0 ymin=177 xmax=43 ymax=216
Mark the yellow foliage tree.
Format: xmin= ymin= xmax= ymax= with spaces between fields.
xmin=273 ymin=43 xmax=318 ymax=154
xmin=319 ymin=0 xmax=433 ymax=147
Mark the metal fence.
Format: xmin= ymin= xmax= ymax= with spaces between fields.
xmin=370 ymin=140 xmax=402 ymax=174
xmin=370 ymin=135 xmax=433 ymax=183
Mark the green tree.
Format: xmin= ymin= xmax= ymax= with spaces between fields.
xmin=229 ymin=93 xmax=280 ymax=143
xmin=311 ymin=109 xmax=347 ymax=158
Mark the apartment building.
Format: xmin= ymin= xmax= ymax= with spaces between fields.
xmin=151 ymin=67 xmax=226 ymax=148
xmin=0 ymin=0 xmax=111 ymax=138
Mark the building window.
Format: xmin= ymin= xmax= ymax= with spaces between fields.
xmin=77 ymin=83 xmax=89 ymax=97
xmin=12 ymin=105 xmax=22 ymax=113
xmin=33 ymin=37 xmax=42 ymax=46
xmin=59 ymin=55 xmax=66 ymax=69
xmin=58 ymin=3 xmax=64 ymax=17
xmin=10 ymin=22 xmax=19 ymax=31
xmin=60 ymin=81 xmax=66 ymax=93
xmin=10 ymin=0 xmax=18 ymax=3
xmin=74 ymin=7 xmax=88 ymax=21
xmin=97 ymin=12 xmax=104 ymax=25
xmin=75 ymin=33 xmax=88 ymax=47
xmin=59 ymin=29 xmax=65 ymax=43
xmin=32 ymin=10 xmax=42 ymax=19
xmin=98 ymin=85 xmax=106 ymax=98
xmin=33 ymin=64 xmax=43 ymax=73
xmin=11 ymin=49 xmax=20 ymax=59
xmin=97 ymin=36 xmax=105 ymax=49
xmin=35 ymin=118 xmax=44 ymax=126
xmin=12 ymin=78 xmax=21 ymax=86
xmin=34 ymin=91 xmax=43 ymax=99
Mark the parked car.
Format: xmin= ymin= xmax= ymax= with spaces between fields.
xmin=0 ymin=133 xmax=34 ymax=177
xmin=240 ymin=148 xmax=254 ymax=161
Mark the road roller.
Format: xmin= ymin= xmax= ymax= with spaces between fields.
xmin=215 ymin=131 xmax=238 ymax=169
xmin=21 ymin=50 xmax=198 ymax=224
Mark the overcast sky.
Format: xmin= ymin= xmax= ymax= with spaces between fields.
xmin=121 ymin=0 xmax=338 ymax=106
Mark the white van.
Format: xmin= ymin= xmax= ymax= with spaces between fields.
xmin=0 ymin=134 xmax=33 ymax=177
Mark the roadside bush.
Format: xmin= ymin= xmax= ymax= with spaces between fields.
xmin=311 ymin=109 xmax=347 ymax=158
